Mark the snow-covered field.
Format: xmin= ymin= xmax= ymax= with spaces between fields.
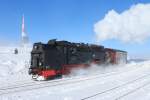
xmin=0 ymin=47 xmax=31 ymax=82
xmin=0 ymin=46 xmax=150 ymax=100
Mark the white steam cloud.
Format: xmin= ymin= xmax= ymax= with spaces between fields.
xmin=65 ymin=64 xmax=126 ymax=78
xmin=94 ymin=3 xmax=150 ymax=43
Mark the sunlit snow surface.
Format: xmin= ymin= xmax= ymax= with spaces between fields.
xmin=0 ymin=46 xmax=31 ymax=82
xmin=0 ymin=46 xmax=150 ymax=100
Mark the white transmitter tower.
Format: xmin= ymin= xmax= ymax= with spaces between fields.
xmin=21 ymin=15 xmax=29 ymax=46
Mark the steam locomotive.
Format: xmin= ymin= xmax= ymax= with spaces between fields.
xmin=29 ymin=39 xmax=127 ymax=80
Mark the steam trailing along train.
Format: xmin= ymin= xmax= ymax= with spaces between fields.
xmin=29 ymin=39 xmax=127 ymax=80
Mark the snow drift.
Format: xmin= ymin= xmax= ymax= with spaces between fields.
xmin=1 ymin=60 xmax=150 ymax=100
xmin=94 ymin=3 xmax=150 ymax=43
xmin=0 ymin=47 xmax=31 ymax=82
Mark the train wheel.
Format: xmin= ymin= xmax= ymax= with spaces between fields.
xmin=55 ymin=74 xmax=62 ymax=79
xmin=32 ymin=75 xmax=45 ymax=81
xmin=32 ymin=75 xmax=38 ymax=80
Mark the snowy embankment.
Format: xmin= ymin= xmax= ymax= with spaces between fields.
xmin=0 ymin=46 xmax=150 ymax=100
xmin=0 ymin=46 xmax=31 ymax=82
xmin=1 ymin=60 xmax=150 ymax=100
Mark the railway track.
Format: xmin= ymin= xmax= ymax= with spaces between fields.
xmin=0 ymin=64 xmax=147 ymax=96
xmin=115 ymin=80 xmax=150 ymax=100
xmin=81 ymin=72 xmax=150 ymax=100
xmin=0 ymin=63 xmax=140 ymax=89
xmin=0 ymin=72 xmax=121 ymax=95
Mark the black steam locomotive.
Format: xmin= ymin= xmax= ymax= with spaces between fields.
xmin=29 ymin=39 xmax=127 ymax=80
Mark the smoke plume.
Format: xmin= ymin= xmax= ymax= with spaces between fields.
xmin=94 ymin=3 xmax=150 ymax=43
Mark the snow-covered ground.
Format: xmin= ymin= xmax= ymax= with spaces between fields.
xmin=0 ymin=46 xmax=31 ymax=82
xmin=0 ymin=46 xmax=150 ymax=100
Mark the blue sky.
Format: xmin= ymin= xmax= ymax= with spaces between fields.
xmin=0 ymin=0 xmax=150 ymax=59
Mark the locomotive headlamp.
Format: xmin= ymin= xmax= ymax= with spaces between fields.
xmin=39 ymin=62 xmax=42 ymax=66
xmin=34 ymin=45 xmax=38 ymax=49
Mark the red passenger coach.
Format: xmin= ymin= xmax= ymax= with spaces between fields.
xmin=105 ymin=48 xmax=127 ymax=64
